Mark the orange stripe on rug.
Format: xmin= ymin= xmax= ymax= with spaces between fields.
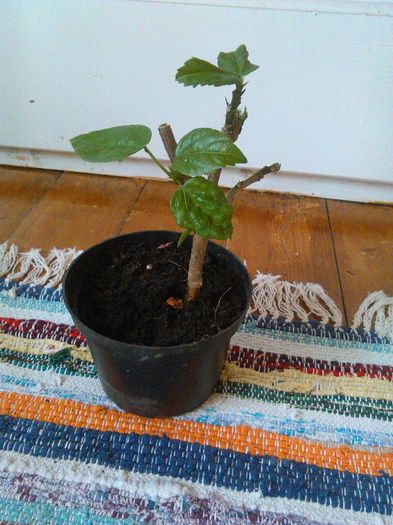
xmin=0 ymin=391 xmax=391 ymax=477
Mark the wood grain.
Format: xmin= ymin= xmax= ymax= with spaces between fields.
xmin=9 ymin=171 xmax=144 ymax=251
xmin=0 ymin=166 xmax=59 ymax=242
xmin=121 ymin=179 xmax=180 ymax=234
xmin=327 ymin=200 xmax=393 ymax=323
xmin=2 ymin=166 xmax=392 ymax=328
xmin=121 ymin=179 xmax=226 ymax=247
xmin=227 ymin=190 xmax=345 ymax=319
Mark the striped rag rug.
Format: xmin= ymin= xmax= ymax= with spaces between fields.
xmin=0 ymin=277 xmax=392 ymax=524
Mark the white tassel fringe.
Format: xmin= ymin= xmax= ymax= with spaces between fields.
xmin=0 ymin=242 xmax=19 ymax=277
xmin=0 ymin=242 xmax=82 ymax=288
xmin=0 ymin=242 xmax=392 ymax=340
xmin=352 ymin=291 xmax=393 ymax=340
xmin=251 ymin=272 xmax=343 ymax=327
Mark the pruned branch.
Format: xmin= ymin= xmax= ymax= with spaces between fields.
xmin=158 ymin=123 xmax=177 ymax=161
xmin=158 ymin=123 xmax=189 ymax=184
xmin=226 ymin=163 xmax=281 ymax=202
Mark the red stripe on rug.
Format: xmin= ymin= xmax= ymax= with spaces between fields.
xmin=227 ymin=345 xmax=393 ymax=380
xmin=0 ymin=317 xmax=86 ymax=347
xmin=1 ymin=317 xmax=391 ymax=380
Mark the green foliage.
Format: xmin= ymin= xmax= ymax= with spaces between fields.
xmin=217 ymin=45 xmax=259 ymax=77
xmin=70 ymin=125 xmax=151 ymax=162
xmin=170 ymin=177 xmax=233 ymax=240
xmin=70 ymin=45 xmax=263 ymax=245
xmin=175 ymin=58 xmax=240 ymax=87
xmin=173 ymin=128 xmax=247 ymax=177
xmin=176 ymin=44 xmax=259 ymax=88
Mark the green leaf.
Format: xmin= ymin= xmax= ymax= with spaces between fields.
xmin=70 ymin=125 xmax=152 ymax=162
xmin=177 ymin=229 xmax=192 ymax=247
xmin=173 ymin=128 xmax=247 ymax=176
xmin=170 ymin=177 xmax=233 ymax=240
xmin=176 ymin=58 xmax=241 ymax=87
xmin=217 ymin=44 xmax=259 ymax=78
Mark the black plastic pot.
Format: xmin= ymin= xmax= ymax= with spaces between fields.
xmin=64 ymin=231 xmax=252 ymax=417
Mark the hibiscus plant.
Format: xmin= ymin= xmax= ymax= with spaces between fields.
xmin=70 ymin=45 xmax=281 ymax=302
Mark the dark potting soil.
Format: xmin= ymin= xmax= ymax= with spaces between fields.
xmin=77 ymin=239 xmax=248 ymax=346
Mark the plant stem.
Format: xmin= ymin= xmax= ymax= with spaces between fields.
xmin=156 ymin=123 xmax=203 ymax=303
xmin=222 ymin=81 xmax=246 ymax=142
xmin=208 ymin=168 xmax=222 ymax=184
xmin=187 ymin=82 xmax=247 ymax=302
xmin=187 ymin=234 xmax=207 ymax=302
xmin=226 ymin=163 xmax=281 ymax=202
xmin=144 ymin=146 xmax=171 ymax=177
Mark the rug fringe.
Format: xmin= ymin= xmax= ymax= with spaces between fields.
xmin=0 ymin=241 xmax=391 ymax=340
xmin=0 ymin=242 xmax=82 ymax=288
xmin=0 ymin=242 xmax=19 ymax=277
xmin=352 ymin=291 xmax=393 ymax=341
xmin=250 ymin=272 xmax=343 ymax=327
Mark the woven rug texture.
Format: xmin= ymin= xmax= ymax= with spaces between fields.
xmin=0 ymin=248 xmax=392 ymax=524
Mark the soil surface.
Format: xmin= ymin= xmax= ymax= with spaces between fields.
xmin=77 ymin=239 xmax=248 ymax=346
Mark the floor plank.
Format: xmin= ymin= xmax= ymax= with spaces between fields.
xmin=121 ymin=179 xmax=226 ymax=246
xmin=121 ymin=180 xmax=180 ymax=234
xmin=0 ymin=166 xmax=59 ymax=242
xmin=327 ymin=200 xmax=393 ymax=323
xmin=8 ymin=171 xmax=144 ymax=251
xmin=2 ymin=165 xmax=392 ymax=328
xmin=227 ymin=190 xmax=345 ymax=320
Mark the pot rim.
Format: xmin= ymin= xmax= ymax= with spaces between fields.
xmin=63 ymin=230 xmax=252 ymax=352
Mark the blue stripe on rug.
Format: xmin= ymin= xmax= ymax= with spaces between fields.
xmin=0 ymin=279 xmax=63 ymax=302
xmin=0 ymin=415 xmax=391 ymax=515
xmin=0 ymin=292 xmax=69 ymax=316
xmin=249 ymin=316 xmax=390 ymax=344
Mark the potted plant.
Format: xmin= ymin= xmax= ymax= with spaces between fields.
xmin=64 ymin=45 xmax=281 ymax=417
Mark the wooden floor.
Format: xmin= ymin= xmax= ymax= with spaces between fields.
xmin=1 ymin=165 xmax=392 ymax=325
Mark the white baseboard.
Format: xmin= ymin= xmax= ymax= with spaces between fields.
xmin=1 ymin=146 xmax=392 ymax=203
